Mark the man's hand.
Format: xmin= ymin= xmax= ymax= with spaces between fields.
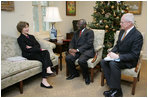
xmin=107 ymin=52 xmax=119 ymax=59
xmin=70 ymin=52 xmax=76 ymax=56
xmin=69 ymin=49 xmax=77 ymax=54
xmin=69 ymin=49 xmax=77 ymax=56
xmin=26 ymin=45 xmax=32 ymax=49
xmin=41 ymin=49 xmax=46 ymax=51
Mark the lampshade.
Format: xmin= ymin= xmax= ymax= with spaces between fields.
xmin=44 ymin=7 xmax=62 ymax=22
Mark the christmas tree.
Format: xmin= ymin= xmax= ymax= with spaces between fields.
xmin=89 ymin=1 xmax=129 ymax=58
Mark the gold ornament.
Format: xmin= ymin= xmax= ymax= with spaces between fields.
xmin=94 ymin=10 xmax=97 ymax=13
xmin=112 ymin=29 xmax=116 ymax=31
xmin=102 ymin=9 xmax=105 ymax=14
xmin=96 ymin=23 xmax=99 ymax=26
xmin=113 ymin=12 xmax=116 ymax=17
xmin=111 ymin=5 xmax=114 ymax=9
xmin=104 ymin=20 xmax=107 ymax=23
xmin=105 ymin=25 xmax=109 ymax=29
xmin=116 ymin=16 xmax=119 ymax=19
xmin=126 ymin=7 xmax=129 ymax=10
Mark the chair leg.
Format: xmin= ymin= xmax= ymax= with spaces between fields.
xmin=66 ymin=64 xmax=69 ymax=77
xmin=55 ymin=65 xmax=59 ymax=75
xmin=19 ymin=81 xmax=23 ymax=94
xmin=132 ymin=77 xmax=137 ymax=95
xmin=90 ymin=68 xmax=94 ymax=82
xmin=137 ymin=71 xmax=140 ymax=81
xmin=101 ymin=72 xmax=104 ymax=86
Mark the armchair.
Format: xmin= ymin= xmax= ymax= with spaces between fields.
xmin=66 ymin=29 xmax=105 ymax=82
xmin=101 ymin=31 xmax=143 ymax=95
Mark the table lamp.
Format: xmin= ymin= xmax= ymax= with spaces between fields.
xmin=44 ymin=7 xmax=62 ymax=42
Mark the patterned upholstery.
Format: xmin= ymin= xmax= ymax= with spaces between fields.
xmin=1 ymin=34 xmax=59 ymax=90
xmin=75 ymin=29 xmax=105 ymax=68
xmin=74 ymin=29 xmax=105 ymax=82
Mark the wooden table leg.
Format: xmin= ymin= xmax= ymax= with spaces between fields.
xmin=59 ymin=52 xmax=62 ymax=71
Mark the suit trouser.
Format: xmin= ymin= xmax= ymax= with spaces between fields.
xmin=26 ymin=50 xmax=53 ymax=78
xmin=100 ymin=59 xmax=128 ymax=89
xmin=66 ymin=53 xmax=90 ymax=78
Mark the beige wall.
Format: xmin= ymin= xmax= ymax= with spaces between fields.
xmin=1 ymin=1 xmax=147 ymax=59
xmin=1 ymin=1 xmax=34 ymax=37
xmin=134 ymin=1 xmax=147 ymax=59
xmin=77 ymin=1 xmax=95 ymax=23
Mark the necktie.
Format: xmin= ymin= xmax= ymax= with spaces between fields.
xmin=121 ymin=31 xmax=126 ymax=41
xmin=79 ymin=30 xmax=82 ymax=37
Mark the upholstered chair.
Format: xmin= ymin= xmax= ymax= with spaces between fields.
xmin=66 ymin=29 xmax=105 ymax=82
xmin=101 ymin=31 xmax=143 ymax=95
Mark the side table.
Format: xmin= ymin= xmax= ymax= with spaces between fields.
xmin=49 ymin=39 xmax=71 ymax=71
xmin=49 ymin=41 xmax=67 ymax=71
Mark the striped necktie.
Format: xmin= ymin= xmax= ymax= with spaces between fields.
xmin=121 ymin=31 xmax=126 ymax=41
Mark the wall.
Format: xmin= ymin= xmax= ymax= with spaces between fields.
xmin=1 ymin=1 xmax=147 ymax=59
xmin=77 ymin=1 xmax=95 ymax=23
xmin=134 ymin=1 xmax=147 ymax=59
xmin=1 ymin=1 xmax=34 ymax=37
xmin=77 ymin=1 xmax=147 ymax=59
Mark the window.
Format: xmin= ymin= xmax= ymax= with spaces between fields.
xmin=32 ymin=1 xmax=49 ymax=32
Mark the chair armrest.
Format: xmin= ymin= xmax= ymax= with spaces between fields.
xmin=135 ymin=62 xmax=140 ymax=73
xmin=36 ymin=38 xmax=56 ymax=56
xmin=91 ymin=45 xmax=103 ymax=63
xmin=91 ymin=52 xmax=98 ymax=63
xmin=95 ymin=45 xmax=103 ymax=52
xmin=37 ymin=38 xmax=56 ymax=49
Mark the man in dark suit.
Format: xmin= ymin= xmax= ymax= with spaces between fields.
xmin=100 ymin=13 xmax=143 ymax=97
xmin=66 ymin=19 xmax=95 ymax=85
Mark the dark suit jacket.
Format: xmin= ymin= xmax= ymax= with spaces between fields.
xmin=111 ymin=27 xmax=143 ymax=68
xmin=69 ymin=28 xmax=95 ymax=58
xmin=17 ymin=34 xmax=41 ymax=58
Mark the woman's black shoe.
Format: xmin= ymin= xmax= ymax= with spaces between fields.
xmin=40 ymin=83 xmax=53 ymax=88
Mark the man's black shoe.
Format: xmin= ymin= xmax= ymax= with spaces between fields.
xmin=66 ymin=74 xmax=80 ymax=80
xmin=103 ymin=89 xmax=114 ymax=97
xmin=85 ymin=76 xmax=90 ymax=85
xmin=109 ymin=88 xmax=123 ymax=97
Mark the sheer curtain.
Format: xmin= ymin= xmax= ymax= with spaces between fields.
xmin=32 ymin=1 xmax=50 ymax=33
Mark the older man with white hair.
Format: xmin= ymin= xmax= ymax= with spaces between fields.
xmin=100 ymin=13 xmax=143 ymax=97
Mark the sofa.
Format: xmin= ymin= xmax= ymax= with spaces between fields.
xmin=1 ymin=34 xmax=59 ymax=93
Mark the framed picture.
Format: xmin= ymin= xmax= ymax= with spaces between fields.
xmin=1 ymin=1 xmax=14 ymax=11
xmin=66 ymin=1 xmax=76 ymax=16
xmin=123 ymin=1 xmax=142 ymax=15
